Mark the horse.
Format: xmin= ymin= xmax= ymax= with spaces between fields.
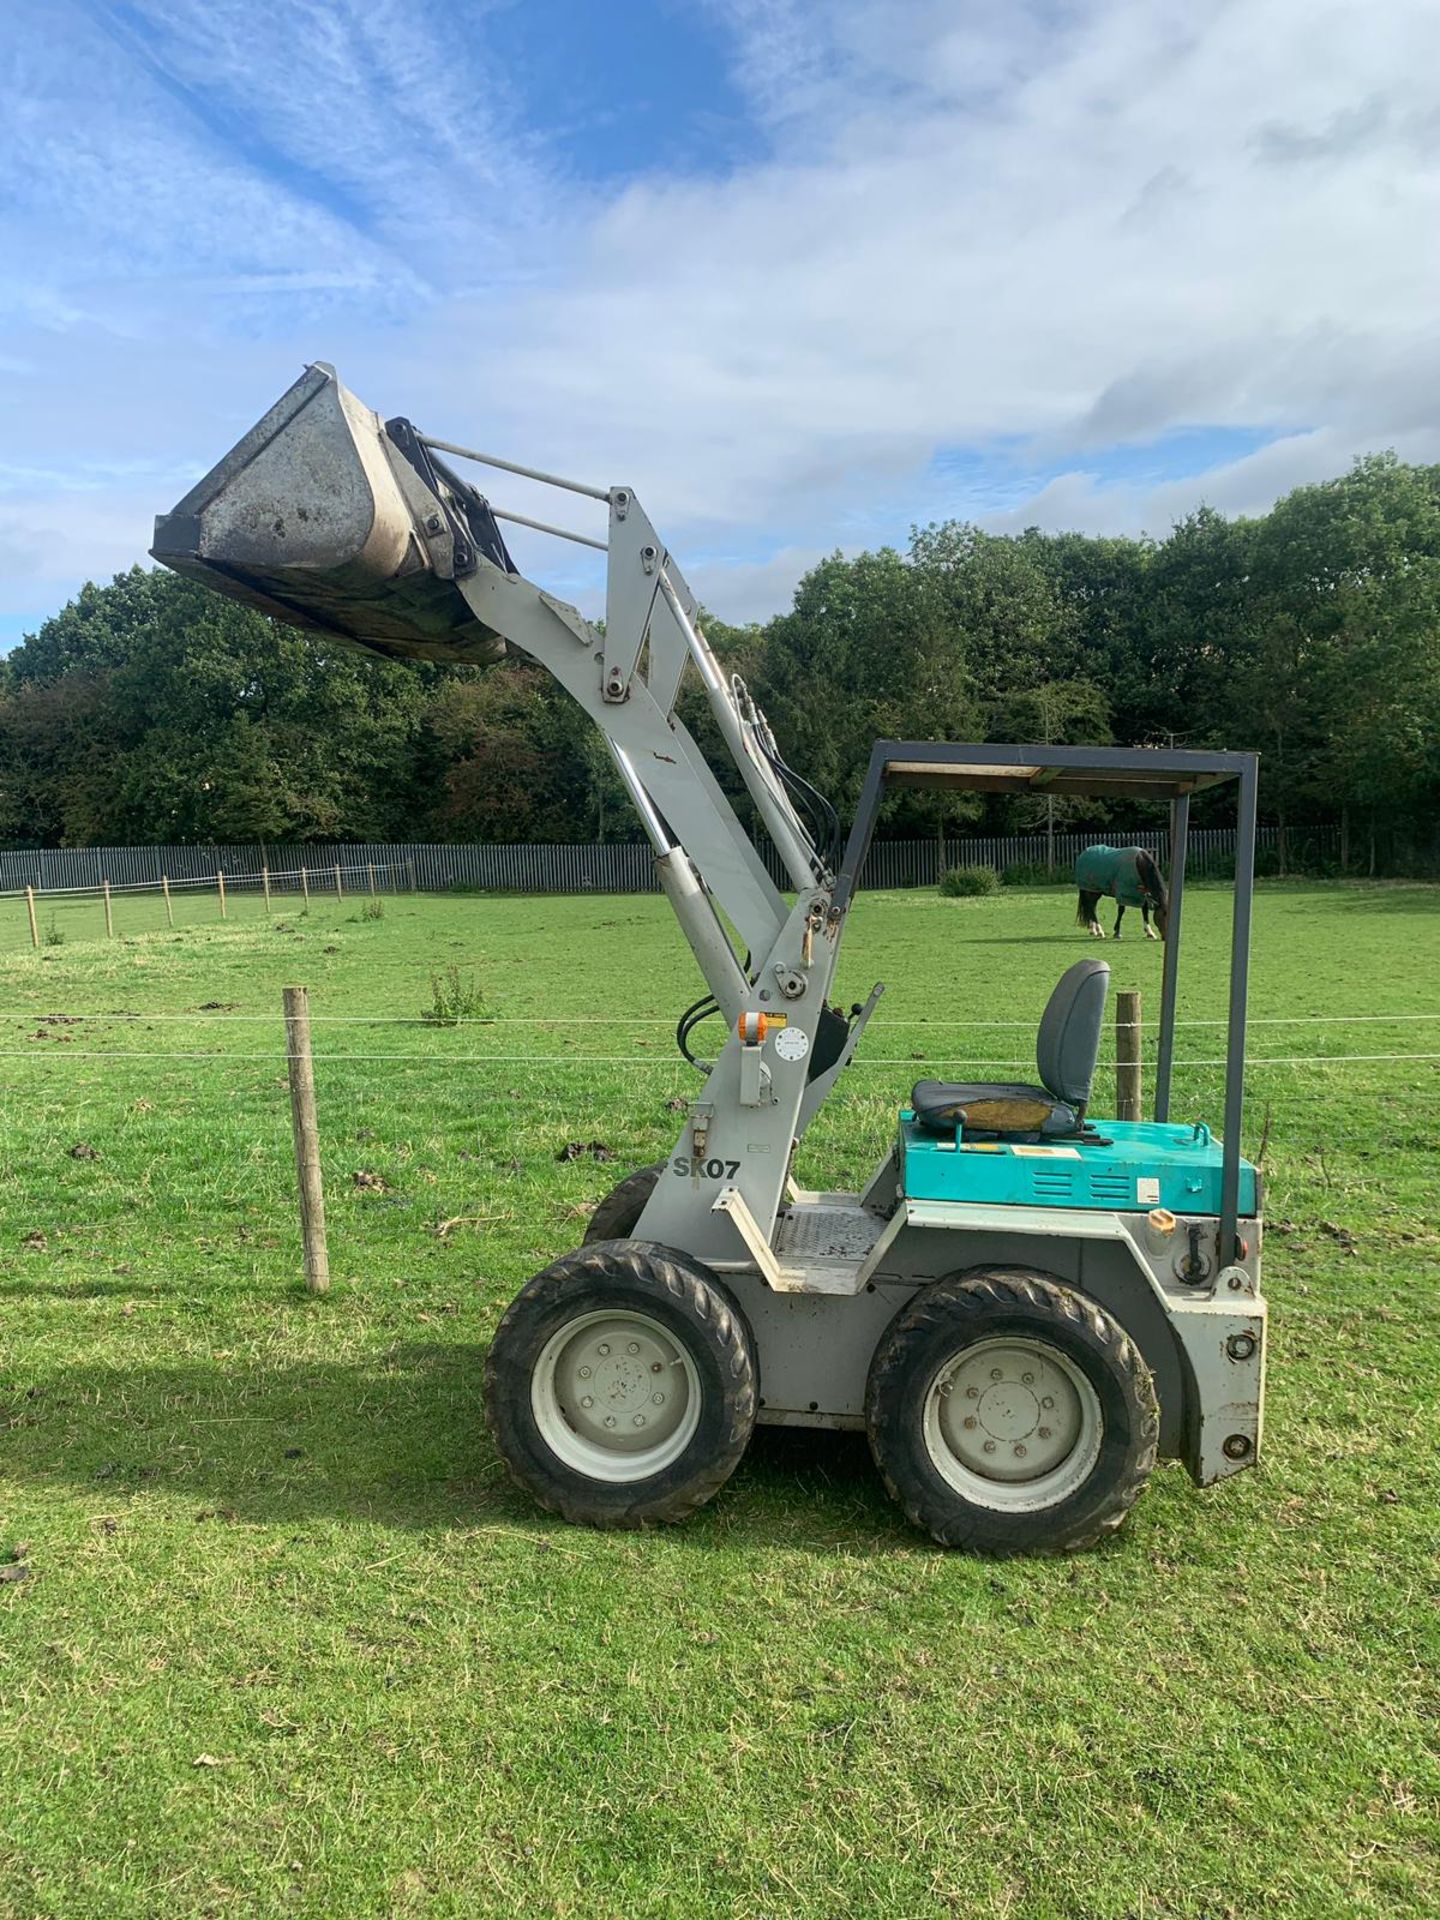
xmin=1075 ymin=844 xmax=1170 ymax=941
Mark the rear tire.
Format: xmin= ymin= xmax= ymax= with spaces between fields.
xmin=485 ymin=1240 xmax=757 ymax=1528
xmin=583 ymin=1162 xmax=664 ymax=1243
xmin=865 ymin=1268 xmax=1158 ymax=1554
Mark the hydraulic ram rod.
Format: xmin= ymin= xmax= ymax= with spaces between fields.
xmin=656 ymin=850 xmax=749 ymax=1022
xmin=656 ymin=569 xmax=821 ymax=893
xmin=615 ymin=742 xmax=749 ymax=1018
xmin=609 ymin=746 xmax=673 ymax=854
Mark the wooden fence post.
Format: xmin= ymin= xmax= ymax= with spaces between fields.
xmin=262 ymin=865 xmax=272 ymax=914
xmin=406 ymin=858 xmax=417 ymax=893
xmin=1116 ymin=989 xmax=1142 ymax=1123
xmin=162 ymin=873 xmax=174 ymax=928
xmin=25 ymin=886 xmax=39 ymax=949
xmin=301 ymin=866 xmax=310 ymax=907
xmin=367 ymin=862 xmax=376 ymax=896
xmin=103 ymin=879 xmax=114 ymax=938
xmin=217 ymin=869 xmax=227 ymax=920
xmin=334 ymin=863 xmax=343 ymax=899
xmin=282 ymin=985 xmax=330 ymax=1296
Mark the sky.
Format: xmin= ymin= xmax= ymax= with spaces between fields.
xmin=2 ymin=0 xmax=1439 ymax=648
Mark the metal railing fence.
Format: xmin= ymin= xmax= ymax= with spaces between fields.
xmin=0 ymin=824 xmax=1338 ymax=902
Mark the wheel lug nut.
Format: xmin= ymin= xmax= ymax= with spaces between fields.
xmin=651 ymin=1362 xmax=663 ymax=1373
xmin=578 ymin=1365 xmax=591 ymax=1379
xmin=1041 ymin=1396 xmax=1054 ymax=1409
xmin=962 ymin=1416 xmax=976 ymax=1430
xmin=652 ymin=1393 xmax=665 ymax=1406
xmin=965 ymin=1387 xmax=978 ymax=1400
xmin=1014 ymin=1444 xmax=1027 ymax=1458
xmin=990 ymin=1368 xmax=1003 ymax=1381
xmin=626 ymin=1342 xmax=640 ymax=1355
xmin=580 ymin=1396 xmax=593 ymax=1409
xmin=1038 ymin=1426 xmax=1050 ymax=1439
xmin=983 ymin=1440 xmax=996 ymax=1454
xmin=1021 ymin=1372 xmax=1034 ymax=1385
xmin=603 ymin=1415 xmax=616 ymax=1429
xmin=632 ymin=1414 xmax=646 ymax=1428
xmin=597 ymin=1344 xmax=610 ymax=1357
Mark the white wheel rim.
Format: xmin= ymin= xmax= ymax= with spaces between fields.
xmin=531 ymin=1309 xmax=701 ymax=1484
xmin=922 ymin=1336 xmax=1103 ymax=1513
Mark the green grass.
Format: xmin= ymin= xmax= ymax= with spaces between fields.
xmin=1 ymin=882 xmax=1438 ymax=1918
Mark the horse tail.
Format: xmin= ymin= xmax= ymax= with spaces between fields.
xmin=1076 ymin=890 xmax=1095 ymax=927
xmin=1135 ymin=848 xmax=1169 ymax=911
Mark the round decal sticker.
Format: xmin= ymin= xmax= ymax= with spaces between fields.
xmin=773 ymin=1026 xmax=810 ymax=1063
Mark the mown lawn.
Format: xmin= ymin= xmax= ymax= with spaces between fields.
xmin=1 ymin=881 xmax=1437 ymax=1918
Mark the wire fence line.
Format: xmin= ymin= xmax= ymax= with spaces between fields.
xmin=2 ymin=1047 xmax=1434 ymax=1070
xmin=3 ymin=1009 xmax=1438 ymax=1029
xmin=0 ymin=822 xmax=1339 ymax=902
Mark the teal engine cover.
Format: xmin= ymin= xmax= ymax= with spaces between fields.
xmin=899 ymin=1115 xmax=1258 ymax=1217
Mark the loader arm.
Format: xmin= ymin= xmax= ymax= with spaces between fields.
xmin=153 ymin=363 xmax=866 ymax=1256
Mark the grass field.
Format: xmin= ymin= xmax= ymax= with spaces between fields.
xmin=1 ymin=881 xmax=1438 ymax=1918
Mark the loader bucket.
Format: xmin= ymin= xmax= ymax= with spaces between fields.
xmin=151 ymin=363 xmax=512 ymax=665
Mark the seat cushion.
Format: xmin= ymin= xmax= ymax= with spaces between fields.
xmin=910 ymin=1079 xmax=1081 ymax=1140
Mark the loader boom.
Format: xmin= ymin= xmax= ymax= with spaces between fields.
xmin=153 ymin=362 xmax=876 ymax=1260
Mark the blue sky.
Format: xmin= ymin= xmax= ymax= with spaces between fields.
xmin=3 ymin=0 xmax=1439 ymax=647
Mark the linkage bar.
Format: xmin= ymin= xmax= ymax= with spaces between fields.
xmin=418 ymin=435 xmax=609 ymax=502
xmin=491 ymin=505 xmax=608 ymax=552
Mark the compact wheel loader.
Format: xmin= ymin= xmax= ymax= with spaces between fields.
xmin=154 ymin=364 xmax=1265 ymax=1554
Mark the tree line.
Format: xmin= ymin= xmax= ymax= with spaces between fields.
xmin=2 ymin=453 xmax=1437 ymax=871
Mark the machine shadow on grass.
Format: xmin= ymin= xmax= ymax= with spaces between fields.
xmin=4 ymin=1343 xmax=914 ymax=1552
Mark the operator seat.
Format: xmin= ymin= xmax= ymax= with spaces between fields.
xmin=911 ymin=958 xmax=1110 ymax=1141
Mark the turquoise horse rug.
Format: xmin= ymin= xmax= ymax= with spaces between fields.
xmin=1075 ymin=845 xmax=1170 ymax=941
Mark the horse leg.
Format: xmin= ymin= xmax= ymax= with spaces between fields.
xmin=1114 ymin=902 xmax=1124 ymax=941
xmin=1078 ymin=890 xmax=1104 ymax=937
xmin=1143 ymin=902 xmax=1158 ymax=941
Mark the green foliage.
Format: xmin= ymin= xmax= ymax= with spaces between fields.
xmin=0 ymin=567 xmax=441 ymax=846
xmin=421 ymin=963 xmax=486 ymax=1025
xmin=939 ymin=863 xmax=998 ymax=897
xmin=1001 ymin=860 xmax=1062 ymax=887
xmin=360 ymin=898 xmax=384 ymax=921
xmin=5 ymin=451 xmax=1440 ymax=870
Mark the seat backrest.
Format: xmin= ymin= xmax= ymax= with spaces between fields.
xmin=1035 ymin=959 xmax=1110 ymax=1111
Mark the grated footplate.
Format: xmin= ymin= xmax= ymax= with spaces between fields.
xmin=774 ymin=1202 xmax=885 ymax=1263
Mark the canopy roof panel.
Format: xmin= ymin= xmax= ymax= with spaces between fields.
xmin=869 ymin=741 xmax=1246 ymax=803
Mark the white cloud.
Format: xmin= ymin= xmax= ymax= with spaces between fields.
xmin=399 ymin=0 xmax=1440 ymax=540
xmin=4 ymin=0 xmax=1440 ymax=633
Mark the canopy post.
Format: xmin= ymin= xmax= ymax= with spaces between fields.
xmin=1154 ymin=792 xmax=1189 ymax=1122
xmin=1220 ymin=761 xmax=1258 ymax=1262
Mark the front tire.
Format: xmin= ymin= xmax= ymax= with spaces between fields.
xmin=865 ymin=1268 xmax=1158 ymax=1554
xmin=485 ymin=1241 xmax=757 ymax=1528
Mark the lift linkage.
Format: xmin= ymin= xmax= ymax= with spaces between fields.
xmin=151 ymin=362 xmax=880 ymax=1266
